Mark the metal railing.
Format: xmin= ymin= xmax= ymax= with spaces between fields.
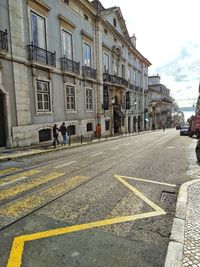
xmin=60 ymin=57 xmax=80 ymax=74
xmin=103 ymin=73 xmax=128 ymax=87
xmin=82 ymin=66 xmax=97 ymax=79
xmin=27 ymin=43 xmax=56 ymax=67
xmin=0 ymin=30 xmax=8 ymax=51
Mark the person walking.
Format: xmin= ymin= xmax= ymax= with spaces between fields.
xmin=60 ymin=122 xmax=69 ymax=145
xmin=52 ymin=124 xmax=59 ymax=148
xmin=96 ymin=123 xmax=101 ymax=140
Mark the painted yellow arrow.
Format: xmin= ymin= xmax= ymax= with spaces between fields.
xmin=6 ymin=175 xmax=166 ymax=267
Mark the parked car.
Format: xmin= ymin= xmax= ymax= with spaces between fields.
xmin=180 ymin=125 xmax=189 ymax=136
xmin=196 ymin=139 xmax=200 ymax=161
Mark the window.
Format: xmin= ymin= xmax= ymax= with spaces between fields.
xmin=87 ymin=123 xmax=93 ymax=132
xmin=104 ymin=29 xmax=108 ymax=34
xmin=39 ymin=129 xmax=51 ymax=142
xmin=85 ymin=88 xmax=93 ymax=110
xmin=67 ymin=125 xmax=76 ymax=135
xmin=113 ymin=18 xmax=117 ymax=27
xmin=105 ymin=120 xmax=109 ymax=131
xmin=62 ymin=30 xmax=73 ymax=60
xmin=31 ymin=11 xmax=46 ymax=49
xmin=84 ymin=14 xmax=89 ymax=21
xmin=103 ymin=86 xmax=109 ymax=110
xmin=36 ymin=80 xmax=50 ymax=111
xmin=103 ymin=53 xmax=109 ymax=73
xmin=83 ymin=42 xmax=91 ymax=67
xmin=121 ymin=64 xmax=125 ymax=79
xmin=128 ymin=69 xmax=131 ymax=82
xmin=66 ymin=85 xmax=75 ymax=110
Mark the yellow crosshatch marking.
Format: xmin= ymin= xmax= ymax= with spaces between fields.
xmin=6 ymin=175 xmax=166 ymax=267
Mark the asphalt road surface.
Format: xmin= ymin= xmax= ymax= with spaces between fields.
xmin=0 ymin=129 xmax=198 ymax=267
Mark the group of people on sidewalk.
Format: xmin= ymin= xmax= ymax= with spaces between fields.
xmin=52 ymin=122 xmax=70 ymax=148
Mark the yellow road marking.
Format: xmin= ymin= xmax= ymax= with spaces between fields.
xmin=0 ymin=168 xmax=20 ymax=176
xmin=116 ymin=175 xmax=177 ymax=187
xmin=6 ymin=175 xmax=166 ymax=267
xmin=0 ymin=169 xmax=41 ymax=186
xmin=0 ymin=176 xmax=87 ymax=218
xmin=0 ymin=172 xmax=64 ymax=202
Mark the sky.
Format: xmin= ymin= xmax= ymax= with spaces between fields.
xmin=99 ymin=0 xmax=200 ymax=108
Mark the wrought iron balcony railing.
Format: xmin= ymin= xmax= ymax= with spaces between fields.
xmin=0 ymin=30 xmax=8 ymax=51
xmin=82 ymin=66 xmax=96 ymax=79
xmin=60 ymin=57 xmax=80 ymax=75
xmin=103 ymin=73 xmax=128 ymax=87
xmin=27 ymin=43 xmax=56 ymax=67
xmin=103 ymin=72 xmax=112 ymax=82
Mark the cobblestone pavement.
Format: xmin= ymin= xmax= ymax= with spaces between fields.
xmin=183 ymin=182 xmax=200 ymax=267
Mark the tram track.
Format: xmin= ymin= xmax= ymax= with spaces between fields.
xmin=0 ymin=132 xmax=174 ymax=232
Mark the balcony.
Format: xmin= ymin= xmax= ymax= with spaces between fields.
xmin=103 ymin=72 xmax=112 ymax=83
xmin=27 ymin=44 xmax=56 ymax=67
xmin=128 ymin=83 xmax=134 ymax=90
xmin=82 ymin=66 xmax=96 ymax=79
xmin=61 ymin=57 xmax=80 ymax=75
xmin=0 ymin=30 xmax=8 ymax=52
xmin=103 ymin=73 xmax=128 ymax=87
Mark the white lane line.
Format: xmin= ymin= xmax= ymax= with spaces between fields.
xmin=90 ymin=152 xmax=103 ymax=157
xmin=167 ymin=147 xmax=174 ymax=149
xmin=0 ymin=176 xmax=27 ymax=187
xmin=124 ymin=143 xmax=130 ymax=146
xmin=54 ymin=161 xmax=77 ymax=169
xmin=110 ymin=147 xmax=120 ymax=150
xmin=121 ymin=175 xmax=176 ymax=187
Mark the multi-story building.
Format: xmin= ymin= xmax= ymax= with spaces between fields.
xmin=0 ymin=0 xmax=151 ymax=148
xmin=148 ymin=75 xmax=173 ymax=129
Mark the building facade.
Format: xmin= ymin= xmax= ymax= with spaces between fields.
xmin=0 ymin=0 xmax=150 ymax=148
xmin=148 ymin=75 xmax=173 ymax=130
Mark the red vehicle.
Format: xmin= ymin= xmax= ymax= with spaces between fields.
xmin=188 ymin=115 xmax=200 ymax=138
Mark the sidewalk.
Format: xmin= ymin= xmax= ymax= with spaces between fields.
xmin=0 ymin=132 xmax=141 ymax=162
xmin=165 ymin=179 xmax=200 ymax=267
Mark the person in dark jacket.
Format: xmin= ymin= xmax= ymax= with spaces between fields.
xmin=52 ymin=124 xmax=59 ymax=148
xmin=60 ymin=122 xmax=69 ymax=145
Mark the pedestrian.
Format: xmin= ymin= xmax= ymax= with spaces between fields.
xmin=96 ymin=123 xmax=101 ymax=140
xmin=52 ymin=124 xmax=59 ymax=148
xmin=60 ymin=122 xmax=69 ymax=145
xmin=162 ymin=121 xmax=165 ymax=131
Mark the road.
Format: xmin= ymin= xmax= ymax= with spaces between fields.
xmin=0 ymin=129 xmax=198 ymax=267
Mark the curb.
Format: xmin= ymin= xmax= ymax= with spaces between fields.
xmin=0 ymin=131 xmax=152 ymax=162
xmin=164 ymin=178 xmax=200 ymax=267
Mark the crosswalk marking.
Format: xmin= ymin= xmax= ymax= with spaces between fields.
xmin=90 ymin=152 xmax=103 ymax=157
xmin=54 ymin=161 xmax=77 ymax=169
xmin=0 ymin=172 xmax=64 ymax=202
xmin=0 ymin=169 xmax=40 ymax=187
xmin=0 ymin=175 xmax=88 ymax=224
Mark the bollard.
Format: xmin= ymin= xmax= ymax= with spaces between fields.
xmin=68 ymin=135 xmax=71 ymax=146
xmin=81 ymin=135 xmax=83 ymax=144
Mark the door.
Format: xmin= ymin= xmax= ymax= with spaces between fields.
xmin=0 ymin=94 xmax=6 ymax=146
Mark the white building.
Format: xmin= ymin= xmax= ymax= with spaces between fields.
xmin=0 ymin=0 xmax=151 ymax=148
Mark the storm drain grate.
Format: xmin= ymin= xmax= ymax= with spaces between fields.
xmin=161 ymin=191 xmax=177 ymax=204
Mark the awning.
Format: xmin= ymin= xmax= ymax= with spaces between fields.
xmin=114 ymin=109 xmax=125 ymax=118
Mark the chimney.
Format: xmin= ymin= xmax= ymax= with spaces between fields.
xmin=130 ymin=34 xmax=136 ymax=47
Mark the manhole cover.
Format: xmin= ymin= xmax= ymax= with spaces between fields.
xmin=161 ymin=191 xmax=177 ymax=204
